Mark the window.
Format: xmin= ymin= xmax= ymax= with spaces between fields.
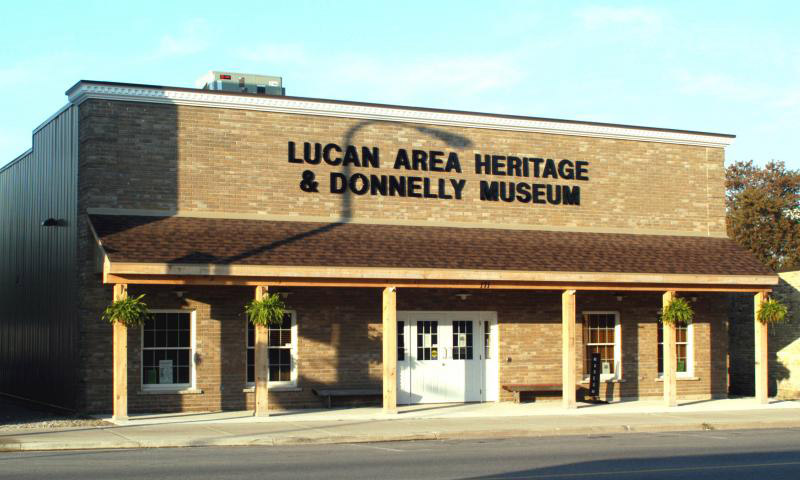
xmin=658 ymin=322 xmax=693 ymax=377
xmin=483 ymin=320 xmax=493 ymax=360
xmin=583 ymin=312 xmax=621 ymax=379
xmin=398 ymin=321 xmax=405 ymax=361
xmin=416 ymin=321 xmax=438 ymax=360
xmin=452 ymin=320 xmax=473 ymax=360
xmin=142 ymin=311 xmax=194 ymax=389
xmin=246 ymin=312 xmax=297 ymax=385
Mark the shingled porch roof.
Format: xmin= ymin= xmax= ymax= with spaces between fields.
xmin=89 ymin=214 xmax=777 ymax=291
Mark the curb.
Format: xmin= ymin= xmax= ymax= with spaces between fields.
xmin=3 ymin=420 xmax=800 ymax=452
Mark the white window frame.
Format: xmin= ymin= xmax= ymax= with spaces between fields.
xmin=583 ymin=311 xmax=622 ymax=381
xmin=246 ymin=310 xmax=298 ymax=388
xmin=397 ymin=320 xmax=406 ymax=363
xmin=658 ymin=322 xmax=695 ymax=379
xmin=141 ymin=309 xmax=196 ymax=392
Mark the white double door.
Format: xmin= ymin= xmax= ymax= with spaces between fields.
xmin=397 ymin=311 xmax=498 ymax=404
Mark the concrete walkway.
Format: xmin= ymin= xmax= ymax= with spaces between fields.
xmin=2 ymin=398 xmax=799 ymax=452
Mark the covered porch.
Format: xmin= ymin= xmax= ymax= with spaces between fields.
xmin=88 ymin=213 xmax=778 ymax=420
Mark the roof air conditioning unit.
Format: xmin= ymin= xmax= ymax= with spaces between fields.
xmin=196 ymin=71 xmax=285 ymax=96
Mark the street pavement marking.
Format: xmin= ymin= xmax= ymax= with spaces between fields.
xmin=476 ymin=461 xmax=800 ymax=479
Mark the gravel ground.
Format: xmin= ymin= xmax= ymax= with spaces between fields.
xmin=0 ymin=395 xmax=110 ymax=430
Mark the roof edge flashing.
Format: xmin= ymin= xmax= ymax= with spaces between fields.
xmin=66 ymin=80 xmax=735 ymax=148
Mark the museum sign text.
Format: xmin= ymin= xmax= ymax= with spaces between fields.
xmin=288 ymin=141 xmax=589 ymax=206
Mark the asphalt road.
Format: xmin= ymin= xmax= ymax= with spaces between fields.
xmin=1 ymin=428 xmax=799 ymax=479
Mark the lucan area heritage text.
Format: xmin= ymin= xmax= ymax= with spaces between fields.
xmin=287 ymin=141 xmax=589 ymax=205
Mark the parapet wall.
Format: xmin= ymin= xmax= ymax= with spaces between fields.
xmin=77 ymin=97 xmax=728 ymax=237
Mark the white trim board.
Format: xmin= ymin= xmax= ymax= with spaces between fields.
xmin=67 ymin=82 xmax=735 ymax=148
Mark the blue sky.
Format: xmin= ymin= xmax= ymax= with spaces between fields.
xmin=2 ymin=0 xmax=798 ymax=169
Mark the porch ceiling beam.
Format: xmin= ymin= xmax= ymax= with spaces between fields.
xmin=106 ymin=262 xmax=778 ymax=287
xmin=103 ymin=274 xmax=772 ymax=293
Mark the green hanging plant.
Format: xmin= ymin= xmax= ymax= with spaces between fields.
xmin=660 ymin=297 xmax=694 ymax=326
xmin=102 ymin=294 xmax=151 ymax=328
xmin=757 ymin=297 xmax=789 ymax=326
xmin=245 ymin=293 xmax=286 ymax=327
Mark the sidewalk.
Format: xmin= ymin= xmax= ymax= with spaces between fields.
xmin=2 ymin=398 xmax=799 ymax=452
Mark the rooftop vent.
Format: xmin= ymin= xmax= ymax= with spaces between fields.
xmin=196 ymin=71 xmax=285 ymax=96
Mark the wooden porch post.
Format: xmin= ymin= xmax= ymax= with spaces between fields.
xmin=382 ymin=286 xmax=397 ymax=414
xmin=662 ymin=290 xmax=678 ymax=407
xmin=112 ymin=283 xmax=128 ymax=421
xmin=754 ymin=291 xmax=769 ymax=404
xmin=254 ymin=285 xmax=270 ymax=417
xmin=562 ymin=289 xmax=577 ymax=409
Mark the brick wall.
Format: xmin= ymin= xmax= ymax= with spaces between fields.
xmin=74 ymin=98 xmax=731 ymax=412
xmin=729 ymin=271 xmax=800 ymax=399
xmin=493 ymin=291 xmax=727 ymax=402
xmin=79 ymin=287 xmax=728 ymax=413
xmin=77 ymin=99 xmax=726 ymax=236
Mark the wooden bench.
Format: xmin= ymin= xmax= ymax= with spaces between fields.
xmin=502 ymin=384 xmax=564 ymax=403
xmin=312 ymin=388 xmax=382 ymax=408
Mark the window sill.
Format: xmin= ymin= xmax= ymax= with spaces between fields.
xmin=655 ymin=376 xmax=700 ymax=382
xmin=579 ymin=378 xmax=625 ymax=384
xmin=138 ymin=387 xmax=204 ymax=395
xmin=242 ymin=386 xmax=302 ymax=393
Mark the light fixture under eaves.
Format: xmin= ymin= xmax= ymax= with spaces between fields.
xmin=455 ymin=292 xmax=472 ymax=301
xmin=41 ymin=218 xmax=66 ymax=227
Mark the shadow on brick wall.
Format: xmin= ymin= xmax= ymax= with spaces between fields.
xmin=729 ymin=282 xmax=796 ymax=397
xmin=78 ymin=100 xmax=182 ymax=413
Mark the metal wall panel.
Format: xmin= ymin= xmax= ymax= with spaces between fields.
xmin=0 ymin=106 xmax=79 ymax=409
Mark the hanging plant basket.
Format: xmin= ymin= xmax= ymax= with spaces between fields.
xmin=757 ymin=297 xmax=788 ymax=326
xmin=102 ymin=294 xmax=151 ymax=328
xmin=245 ymin=293 xmax=286 ymax=327
xmin=661 ymin=297 xmax=694 ymax=326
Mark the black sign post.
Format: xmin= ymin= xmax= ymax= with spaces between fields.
xmin=589 ymin=353 xmax=601 ymax=397
xmin=587 ymin=352 xmax=608 ymax=404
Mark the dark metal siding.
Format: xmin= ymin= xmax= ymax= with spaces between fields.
xmin=0 ymin=106 xmax=79 ymax=409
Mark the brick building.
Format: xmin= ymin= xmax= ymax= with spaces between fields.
xmin=0 ymin=73 xmax=778 ymax=418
